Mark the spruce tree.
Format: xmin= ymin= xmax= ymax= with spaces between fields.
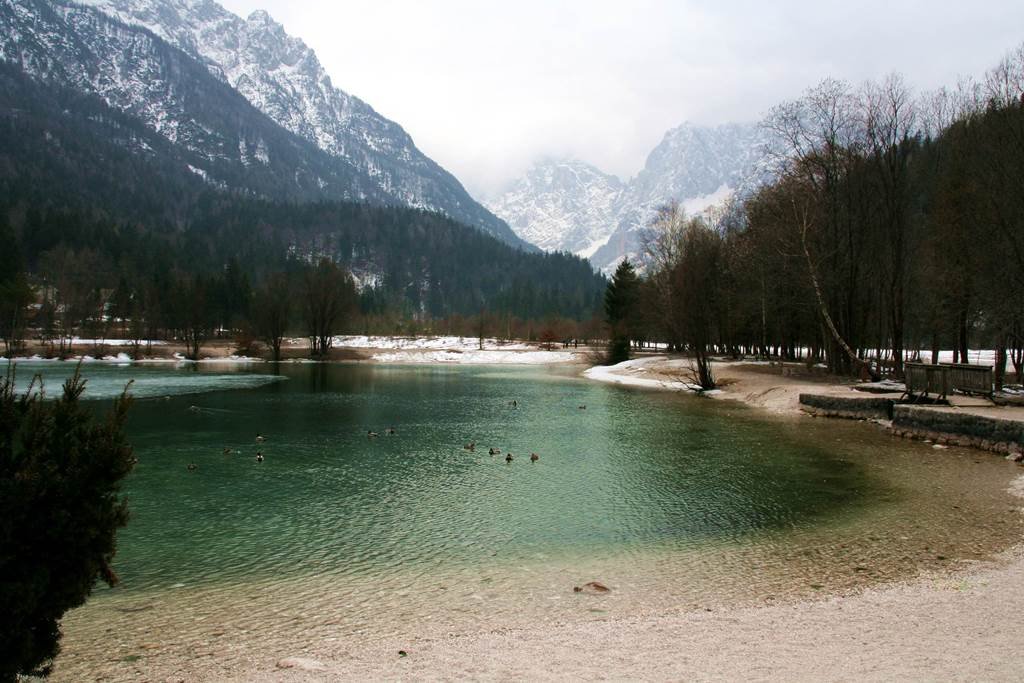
xmin=604 ymin=258 xmax=640 ymax=364
xmin=0 ymin=367 xmax=135 ymax=680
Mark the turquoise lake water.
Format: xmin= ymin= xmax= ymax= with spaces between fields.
xmin=7 ymin=360 xmax=1019 ymax=679
xmin=8 ymin=361 xmax=878 ymax=591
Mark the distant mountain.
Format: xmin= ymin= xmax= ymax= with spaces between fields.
xmin=484 ymin=159 xmax=624 ymax=257
xmin=0 ymin=0 xmax=389 ymax=205
xmin=0 ymin=0 xmax=529 ymax=248
xmin=0 ymin=64 xmax=605 ymax=321
xmin=591 ymin=122 xmax=769 ymax=270
xmin=487 ymin=122 xmax=772 ymax=271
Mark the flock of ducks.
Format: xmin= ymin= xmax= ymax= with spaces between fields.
xmin=187 ymin=433 xmax=267 ymax=470
xmin=463 ymin=442 xmax=540 ymax=463
xmin=187 ymin=398 xmax=577 ymax=471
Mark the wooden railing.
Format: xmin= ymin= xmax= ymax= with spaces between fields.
xmin=904 ymin=362 xmax=993 ymax=400
xmin=905 ymin=363 xmax=949 ymax=399
xmin=943 ymin=363 xmax=994 ymax=397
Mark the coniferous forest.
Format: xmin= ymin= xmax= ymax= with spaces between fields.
xmin=0 ymin=65 xmax=606 ymax=357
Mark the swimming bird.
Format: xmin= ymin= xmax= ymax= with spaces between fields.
xmin=505 ymin=453 xmax=514 ymax=463
xmin=578 ymin=405 xmax=586 ymax=410
xmin=256 ymin=433 xmax=266 ymax=443
xmin=188 ymin=405 xmax=201 ymax=413
xmin=464 ymin=442 xmax=475 ymax=451
xmin=186 ymin=463 xmax=197 ymax=471
xmin=256 ymin=452 xmax=264 ymax=462
xmin=223 ymin=447 xmax=232 ymax=455
xmin=386 ymin=427 xmax=397 ymax=435
xmin=368 ymin=430 xmax=379 ymax=438
xmin=530 ymin=453 xmax=539 ymax=463
xmin=489 ymin=447 xmax=501 ymax=455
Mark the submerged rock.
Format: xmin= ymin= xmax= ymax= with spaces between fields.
xmin=276 ymin=657 xmax=326 ymax=671
xmin=573 ymin=581 xmax=611 ymax=594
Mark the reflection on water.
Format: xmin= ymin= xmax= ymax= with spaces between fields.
xmin=32 ymin=362 xmax=1021 ymax=680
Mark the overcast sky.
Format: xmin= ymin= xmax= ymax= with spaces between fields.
xmin=217 ymin=0 xmax=1024 ymax=198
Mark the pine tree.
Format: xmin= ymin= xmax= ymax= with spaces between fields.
xmin=0 ymin=367 xmax=135 ymax=680
xmin=604 ymin=258 xmax=640 ymax=364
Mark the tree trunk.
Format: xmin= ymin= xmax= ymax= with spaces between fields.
xmin=958 ymin=310 xmax=970 ymax=364
xmin=798 ymin=209 xmax=874 ymax=377
xmin=995 ymin=335 xmax=1007 ymax=392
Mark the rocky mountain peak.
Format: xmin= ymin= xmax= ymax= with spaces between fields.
xmin=485 ymin=158 xmax=624 ymax=256
xmin=72 ymin=0 xmax=528 ymax=248
xmin=487 ymin=121 xmax=772 ymax=272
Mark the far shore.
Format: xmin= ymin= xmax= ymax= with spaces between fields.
xmin=1 ymin=335 xmax=591 ymax=366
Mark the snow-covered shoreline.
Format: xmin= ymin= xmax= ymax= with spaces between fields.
xmin=2 ymin=335 xmax=581 ymax=366
xmin=0 ymin=353 xmax=264 ymax=365
xmin=583 ymin=357 xmax=721 ymax=394
xmin=372 ymin=349 xmax=578 ymax=365
xmin=327 ymin=335 xmax=536 ymax=351
xmin=309 ymin=335 xmax=581 ymax=364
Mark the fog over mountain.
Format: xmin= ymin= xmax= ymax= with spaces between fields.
xmin=487 ymin=121 xmax=774 ymax=271
xmin=35 ymin=0 xmax=530 ymax=248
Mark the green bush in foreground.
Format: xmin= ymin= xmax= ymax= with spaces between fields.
xmin=0 ymin=367 xmax=134 ymax=681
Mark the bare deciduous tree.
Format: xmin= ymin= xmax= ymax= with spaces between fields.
xmin=302 ymin=259 xmax=357 ymax=359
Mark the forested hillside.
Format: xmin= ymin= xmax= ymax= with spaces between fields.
xmin=0 ymin=61 xmax=604 ymax=357
xmin=1 ymin=0 xmax=530 ymax=247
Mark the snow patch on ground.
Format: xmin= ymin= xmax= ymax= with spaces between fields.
xmin=372 ymin=350 xmax=576 ymax=365
xmin=2 ymin=353 xmax=263 ymax=365
xmin=584 ymin=357 xmax=720 ymax=394
xmin=331 ymin=335 xmax=536 ymax=351
xmin=2 ymin=353 xmax=132 ymax=364
xmin=68 ymin=338 xmax=166 ymax=346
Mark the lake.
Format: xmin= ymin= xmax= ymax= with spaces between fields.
xmin=7 ymin=361 xmax=1019 ymax=679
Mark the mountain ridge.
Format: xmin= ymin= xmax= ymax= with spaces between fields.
xmin=0 ymin=60 xmax=606 ymax=321
xmin=484 ymin=158 xmax=623 ymax=257
xmin=486 ymin=121 xmax=773 ymax=271
xmin=66 ymin=0 xmax=531 ymax=248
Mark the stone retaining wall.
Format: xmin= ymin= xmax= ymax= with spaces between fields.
xmin=799 ymin=393 xmax=895 ymax=420
xmin=891 ymin=405 xmax=1024 ymax=458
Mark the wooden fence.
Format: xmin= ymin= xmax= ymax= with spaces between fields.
xmin=905 ymin=363 xmax=949 ymax=399
xmin=943 ymin=363 xmax=993 ymax=397
xmin=904 ymin=362 xmax=993 ymax=400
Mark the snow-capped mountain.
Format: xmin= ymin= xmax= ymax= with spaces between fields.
xmin=590 ymin=121 xmax=768 ymax=271
xmin=0 ymin=0 xmax=393 ymax=202
xmin=1 ymin=0 xmax=527 ymax=248
xmin=484 ymin=159 xmax=624 ymax=257
xmin=487 ymin=121 xmax=771 ymax=271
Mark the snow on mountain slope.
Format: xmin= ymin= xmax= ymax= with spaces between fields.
xmin=484 ymin=159 xmax=624 ymax=256
xmin=486 ymin=121 xmax=772 ymax=271
xmin=76 ymin=0 xmax=529 ymax=248
xmin=590 ymin=121 xmax=768 ymax=271
xmin=0 ymin=0 xmax=387 ymax=201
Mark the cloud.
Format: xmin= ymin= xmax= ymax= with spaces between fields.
xmin=220 ymin=0 xmax=1024 ymax=197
